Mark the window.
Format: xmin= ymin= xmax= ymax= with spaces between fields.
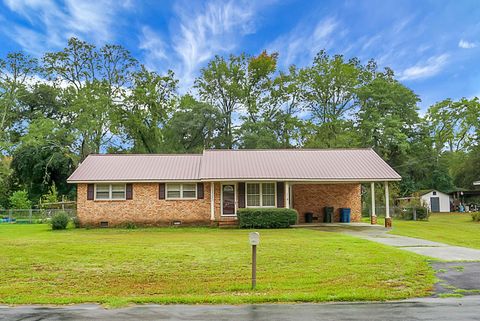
xmin=166 ymin=184 xmax=181 ymax=198
xmin=246 ymin=183 xmax=276 ymax=207
xmin=111 ymin=184 xmax=126 ymax=200
xmin=95 ymin=184 xmax=126 ymax=200
xmin=166 ymin=183 xmax=197 ymax=199
xmin=182 ymin=184 xmax=197 ymax=198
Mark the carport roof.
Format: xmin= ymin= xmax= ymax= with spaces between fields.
xmin=67 ymin=149 xmax=401 ymax=183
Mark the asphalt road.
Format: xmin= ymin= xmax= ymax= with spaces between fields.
xmin=1 ymin=296 xmax=480 ymax=321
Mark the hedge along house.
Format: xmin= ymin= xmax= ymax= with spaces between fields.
xmin=67 ymin=149 xmax=401 ymax=228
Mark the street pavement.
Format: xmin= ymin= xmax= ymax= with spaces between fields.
xmin=1 ymin=296 xmax=480 ymax=321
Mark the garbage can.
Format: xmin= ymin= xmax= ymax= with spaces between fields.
xmin=304 ymin=212 xmax=313 ymax=223
xmin=324 ymin=207 xmax=334 ymax=223
xmin=340 ymin=208 xmax=351 ymax=223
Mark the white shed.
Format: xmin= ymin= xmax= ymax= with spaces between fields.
xmin=419 ymin=190 xmax=451 ymax=212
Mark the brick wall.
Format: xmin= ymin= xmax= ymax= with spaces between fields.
xmin=77 ymin=183 xmax=211 ymax=227
xmin=76 ymin=182 xmax=362 ymax=226
xmin=292 ymin=183 xmax=361 ymax=223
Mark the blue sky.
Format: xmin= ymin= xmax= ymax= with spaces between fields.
xmin=1 ymin=0 xmax=479 ymax=110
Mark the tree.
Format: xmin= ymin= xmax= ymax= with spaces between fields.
xmin=121 ymin=67 xmax=178 ymax=153
xmin=195 ymin=54 xmax=247 ymax=148
xmin=356 ymin=74 xmax=421 ymax=165
xmin=40 ymin=183 xmax=59 ymax=206
xmin=163 ymin=95 xmax=222 ymax=152
xmin=9 ymin=190 xmax=31 ymax=209
xmin=299 ymin=50 xmax=364 ymax=147
xmin=11 ymin=118 xmax=75 ymax=202
xmin=43 ymin=38 xmax=138 ymax=159
xmin=427 ymin=97 xmax=479 ymax=153
xmin=0 ymin=52 xmax=38 ymax=152
xmin=0 ymin=157 xmax=13 ymax=208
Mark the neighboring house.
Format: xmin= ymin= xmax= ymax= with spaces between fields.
xmin=418 ymin=190 xmax=451 ymax=212
xmin=67 ymin=149 xmax=401 ymax=227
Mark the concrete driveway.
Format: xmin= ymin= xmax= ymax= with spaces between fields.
xmin=1 ymin=296 xmax=480 ymax=321
xmin=312 ymin=225 xmax=480 ymax=261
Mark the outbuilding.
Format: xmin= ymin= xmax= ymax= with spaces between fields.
xmin=419 ymin=190 xmax=451 ymax=212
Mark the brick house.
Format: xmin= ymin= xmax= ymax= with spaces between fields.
xmin=67 ymin=149 xmax=401 ymax=227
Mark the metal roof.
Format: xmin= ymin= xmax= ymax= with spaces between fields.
xmin=67 ymin=154 xmax=202 ymax=182
xmin=200 ymin=149 xmax=401 ymax=181
xmin=67 ymin=149 xmax=401 ymax=183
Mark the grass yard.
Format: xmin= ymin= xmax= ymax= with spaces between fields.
xmin=0 ymin=224 xmax=434 ymax=306
xmin=387 ymin=213 xmax=480 ymax=249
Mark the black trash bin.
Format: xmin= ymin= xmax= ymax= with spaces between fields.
xmin=324 ymin=207 xmax=334 ymax=223
xmin=304 ymin=212 xmax=313 ymax=223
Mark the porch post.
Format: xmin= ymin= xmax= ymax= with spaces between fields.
xmin=210 ymin=182 xmax=215 ymax=221
xmin=370 ymin=182 xmax=377 ymax=225
xmin=285 ymin=182 xmax=290 ymax=209
xmin=385 ymin=181 xmax=392 ymax=228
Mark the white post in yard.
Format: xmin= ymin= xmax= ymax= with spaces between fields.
xmin=210 ymin=182 xmax=215 ymax=221
xmin=370 ymin=182 xmax=377 ymax=225
xmin=385 ymin=181 xmax=392 ymax=228
xmin=285 ymin=182 xmax=290 ymax=209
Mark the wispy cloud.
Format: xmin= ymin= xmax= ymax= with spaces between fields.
xmin=171 ymin=0 xmax=258 ymax=89
xmin=268 ymin=17 xmax=339 ymax=67
xmin=139 ymin=26 xmax=168 ymax=70
xmin=458 ymin=39 xmax=477 ymax=49
xmin=1 ymin=0 xmax=131 ymax=54
xmin=398 ymin=54 xmax=449 ymax=81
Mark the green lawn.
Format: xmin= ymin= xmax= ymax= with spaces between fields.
xmin=0 ymin=224 xmax=434 ymax=306
xmin=387 ymin=213 xmax=480 ymax=249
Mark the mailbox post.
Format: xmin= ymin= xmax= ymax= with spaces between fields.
xmin=249 ymin=232 xmax=260 ymax=289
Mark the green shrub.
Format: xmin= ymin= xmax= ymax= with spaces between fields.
xmin=120 ymin=221 xmax=137 ymax=229
xmin=415 ymin=207 xmax=430 ymax=220
xmin=72 ymin=216 xmax=81 ymax=228
xmin=237 ymin=208 xmax=297 ymax=229
xmin=51 ymin=211 xmax=69 ymax=230
xmin=9 ymin=190 xmax=32 ymax=209
xmin=471 ymin=212 xmax=480 ymax=222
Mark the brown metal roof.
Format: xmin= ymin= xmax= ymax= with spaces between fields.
xmin=200 ymin=149 xmax=400 ymax=181
xmin=67 ymin=149 xmax=401 ymax=183
xmin=67 ymin=154 xmax=202 ymax=182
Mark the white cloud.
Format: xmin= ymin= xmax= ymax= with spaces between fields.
xmin=139 ymin=26 xmax=168 ymax=69
xmin=398 ymin=54 xmax=449 ymax=81
xmin=1 ymin=0 xmax=131 ymax=54
xmin=268 ymin=17 xmax=339 ymax=67
xmin=171 ymin=0 xmax=258 ymax=89
xmin=458 ymin=39 xmax=477 ymax=49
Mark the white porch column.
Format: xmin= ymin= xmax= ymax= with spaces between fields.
xmin=385 ymin=181 xmax=390 ymax=218
xmin=285 ymin=182 xmax=290 ymax=208
xmin=370 ymin=182 xmax=377 ymax=225
xmin=385 ymin=181 xmax=392 ymax=228
xmin=210 ymin=182 xmax=215 ymax=221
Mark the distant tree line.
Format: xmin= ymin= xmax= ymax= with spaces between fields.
xmin=0 ymin=38 xmax=478 ymax=207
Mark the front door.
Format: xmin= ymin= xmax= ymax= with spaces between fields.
xmin=222 ymin=184 xmax=236 ymax=215
xmin=430 ymin=197 xmax=440 ymax=212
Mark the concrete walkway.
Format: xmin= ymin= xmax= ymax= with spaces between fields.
xmin=312 ymin=225 xmax=480 ymax=261
xmin=1 ymin=296 xmax=480 ymax=321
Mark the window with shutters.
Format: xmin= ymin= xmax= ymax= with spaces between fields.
xmin=95 ymin=184 xmax=126 ymax=200
xmin=166 ymin=183 xmax=197 ymax=199
xmin=246 ymin=182 xmax=276 ymax=207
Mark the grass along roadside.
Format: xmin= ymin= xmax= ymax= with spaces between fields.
xmin=365 ymin=213 xmax=480 ymax=249
xmin=0 ymin=224 xmax=434 ymax=306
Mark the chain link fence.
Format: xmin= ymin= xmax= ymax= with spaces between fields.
xmin=362 ymin=205 xmax=429 ymax=220
xmin=0 ymin=209 xmax=77 ymax=224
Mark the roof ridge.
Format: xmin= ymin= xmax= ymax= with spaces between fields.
xmin=87 ymin=153 xmax=202 ymax=156
xmin=203 ymin=148 xmax=374 ymax=152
